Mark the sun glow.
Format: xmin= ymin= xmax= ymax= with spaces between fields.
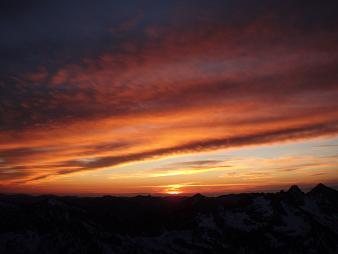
xmin=164 ymin=184 xmax=184 ymax=195
xmin=1 ymin=0 xmax=338 ymax=196
xmin=166 ymin=190 xmax=182 ymax=195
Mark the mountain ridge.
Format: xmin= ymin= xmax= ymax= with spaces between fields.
xmin=0 ymin=184 xmax=337 ymax=254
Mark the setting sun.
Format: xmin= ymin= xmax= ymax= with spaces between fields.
xmin=166 ymin=190 xmax=182 ymax=195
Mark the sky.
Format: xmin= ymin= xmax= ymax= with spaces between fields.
xmin=1 ymin=0 xmax=338 ymax=195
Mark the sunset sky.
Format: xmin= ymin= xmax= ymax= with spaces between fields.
xmin=1 ymin=0 xmax=338 ymax=195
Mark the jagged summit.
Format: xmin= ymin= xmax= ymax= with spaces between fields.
xmin=187 ymin=193 xmax=205 ymax=204
xmin=285 ymin=185 xmax=305 ymax=204
xmin=309 ymin=183 xmax=337 ymax=196
xmin=287 ymin=185 xmax=304 ymax=194
xmin=191 ymin=193 xmax=205 ymax=199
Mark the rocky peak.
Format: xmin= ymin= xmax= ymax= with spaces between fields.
xmin=187 ymin=193 xmax=206 ymax=204
xmin=192 ymin=193 xmax=205 ymax=199
xmin=287 ymin=185 xmax=303 ymax=195
xmin=286 ymin=185 xmax=305 ymax=204
xmin=309 ymin=183 xmax=335 ymax=195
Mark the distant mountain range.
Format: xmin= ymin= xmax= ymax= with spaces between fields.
xmin=1 ymin=184 xmax=338 ymax=254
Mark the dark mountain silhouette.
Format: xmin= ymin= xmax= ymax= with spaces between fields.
xmin=0 ymin=184 xmax=337 ymax=254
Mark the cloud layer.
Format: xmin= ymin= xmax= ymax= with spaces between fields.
xmin=1 ymin=0 xmax=338 ymax=192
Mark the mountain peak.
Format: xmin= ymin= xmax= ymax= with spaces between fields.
xmin=309 ymin=183 xmax=336 ymax=195
xmin=286 ymin=185 xmax=305 ymax=204
xmin=192 ymin=193 xmax=205 ymax=199
xmin=287 ymin=185 xmax=303 ymax=194
xmin=188 ymin=193 xmax=205 ymax=203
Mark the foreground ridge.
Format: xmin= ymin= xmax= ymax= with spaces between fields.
xmin=0 ymin=184 xmax=337 ymax=254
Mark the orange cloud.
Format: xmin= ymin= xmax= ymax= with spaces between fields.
xmin=1 ymin=4 xmax=338 ymax=193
